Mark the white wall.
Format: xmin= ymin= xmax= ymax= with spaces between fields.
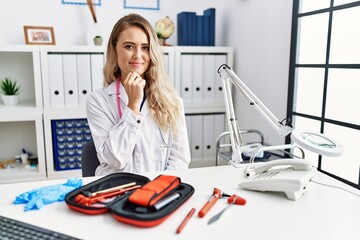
xmin=0 ymin=0 xmax=293 ymax=145
xmin=0 ymin=0 xmax=229 ymax=46
xmin=224 ymin=0 xmax=293 ymax=145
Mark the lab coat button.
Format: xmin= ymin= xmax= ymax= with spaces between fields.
xmin=137 ymin=120 xmax=141 ymax=124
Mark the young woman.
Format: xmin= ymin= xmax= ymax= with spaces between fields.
xmin=86 ymin=14 xmax=191 ymax=175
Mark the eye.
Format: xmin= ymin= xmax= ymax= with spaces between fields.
xmin=142 ymin=46 xmax=150 ymax=51
xmin=124 ymin=44 xmax=134 ymax=49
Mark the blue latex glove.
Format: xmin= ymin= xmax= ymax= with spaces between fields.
xmin=13 ymin=178 xmax=83 ymax=211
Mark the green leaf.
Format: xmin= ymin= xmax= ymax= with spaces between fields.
xmin=0 ymin=77 xmax=21 ymax=95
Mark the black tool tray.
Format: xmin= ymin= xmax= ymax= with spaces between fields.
xmin=65 ymin=172 xmax=195 ymax=227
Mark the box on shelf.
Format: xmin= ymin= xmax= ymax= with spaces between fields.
xmin=52 ymin=119 xmax=92 ymax=171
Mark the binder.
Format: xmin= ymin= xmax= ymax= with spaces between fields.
xmin=215 ymin=54 xmax=227 ymax=103
xmin=188 ymin=12 xmax=197 ymax=46
xmin=204 ymin=8 xmax=216 ymax=46
xmin=177 ymin=12 xmax=189 ymax=45
xmin=185 ymin=115 xmax=192 ymax=154
xmin=191 ymin=54 xmax=203 ymax=102
xmin=180 ymin=54 xmax=192 ymax=102
xmin=90 ymin=54 xmax=104 ymax=91
xmin=203 ymin=114 xmax=215 ymax=160
xmin=48 ymin=54 xmax=65 ymax=107
xmin=196 ymin=15 xmax=204 ymax=46
xmin=163 ymin=53 xmax=169 ymax=74
xmin=203 ymin=54 xmax=216 ymax=102
xmin=214 ymin=114 xmax=226 ymax=145
xmin=62 ymin=54 xmax=79 ymax=107
xmin=203 ymin=15 xmax=211 ymax=46
xmin=76 ymin=54 xmax=92 ymax=106
xmin=190 ymin=115 xmax=203 ymax=161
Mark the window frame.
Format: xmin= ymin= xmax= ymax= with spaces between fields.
xmin=287 ymin=0 xmax=360 ymax=190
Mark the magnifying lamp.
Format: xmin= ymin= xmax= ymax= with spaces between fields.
xmin=217 ymin=64 xmax=343 ymax=165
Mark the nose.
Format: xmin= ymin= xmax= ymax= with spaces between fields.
xmin=133 ymin=47 xmax=143 ymax=59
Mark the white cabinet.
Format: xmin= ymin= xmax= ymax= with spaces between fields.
xmin=0 ymin=45 xmax=232 ymax=183
xmin=40 ymin=46 xmax=105 ymax=180
xmin=0 ymin=45 xmax=46 ymax=183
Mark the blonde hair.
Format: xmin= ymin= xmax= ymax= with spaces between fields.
xmin=103 ymin=14 xmax=182 ymax=133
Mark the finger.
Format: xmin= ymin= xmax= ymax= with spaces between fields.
xmin=130 ymin=73 xmax=145 ymax=85
xmin=139 ymin=79 xmax=146 ymax=89
xmin=123 ymin=72 xmax=145 ymax=90
xmin=129 ymin=72 xmax=142 ymax=86
xmin=123 ymin=72 xmax=133 ymax=85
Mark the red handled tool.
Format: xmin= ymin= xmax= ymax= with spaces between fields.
xmin=82 ymin=182 xmax=137 ymax=197
xmin=208 ymin=194 xmax=247 ymax=225
xmin=75 ymin=185 xmax=141 ymax=206
xmin=198 ymin=188 xmax=230 ymax=218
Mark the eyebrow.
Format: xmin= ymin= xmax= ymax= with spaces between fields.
xmin=122 ymin=41 xmax=149 ymax=46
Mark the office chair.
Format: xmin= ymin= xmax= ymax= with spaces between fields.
xmin=81 ymin=140 xmax=100 ymax=177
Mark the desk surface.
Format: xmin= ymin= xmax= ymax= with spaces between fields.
xmin=0 ymin=165 xmax=359 ymax=240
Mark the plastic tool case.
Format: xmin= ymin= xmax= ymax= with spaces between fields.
xmin=65 ymin=172 xmax=195 ymax=227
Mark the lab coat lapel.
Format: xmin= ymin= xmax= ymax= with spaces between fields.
xmin=107 ymin=81 xmax=129 ymax=104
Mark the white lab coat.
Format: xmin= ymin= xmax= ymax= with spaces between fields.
xmin=86 ymin=81 xmax=191 ymax=176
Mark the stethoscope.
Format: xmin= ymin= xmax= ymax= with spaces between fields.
xmin=115 ymin=79 xmax=174 ymax=148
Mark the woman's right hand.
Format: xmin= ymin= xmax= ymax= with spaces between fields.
xmin=122 ymin=72 xmax=146 ymax=115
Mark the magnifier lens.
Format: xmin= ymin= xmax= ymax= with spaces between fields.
xmin=291 ymin=129 xmax=344 ymax=157
xmin=300 ymin=132 xmax=336 ymax=149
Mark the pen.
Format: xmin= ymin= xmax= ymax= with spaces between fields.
xmin=176 ymin=208 xmax=196 ymax=234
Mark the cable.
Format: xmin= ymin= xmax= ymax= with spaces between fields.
xmin=311 ymin=179 xmax=360 ymax=197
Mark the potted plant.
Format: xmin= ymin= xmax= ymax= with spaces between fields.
xmin=93 ymin=35 xmax=103 ymax=45
xmin=0 ymin=77 xmax=21 ymax=106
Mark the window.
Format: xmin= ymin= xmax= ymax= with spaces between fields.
xmin=288 ymin=0 xmax=360 ymax=189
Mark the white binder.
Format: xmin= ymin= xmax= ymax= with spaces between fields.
xmin=191 ymin=54 xmax=204 ymax=102
xmin=203 ymin=114 xmax=215 ymax=160
xmin=48 ymin=54 xmax=65 ymax=107
xmin=191 ymin=115 xmax=203 ymax=161
xmin=215 ymin=54 xmax=227 ymax=103
xmin=76 ymin=54 xmax=92 ymax=106
xmin=62 ymin=54 xmax=79 ymax=107
xmin=164 ymin=53 xmax=169 ymax=74
xmin=214 ymin=113 xmax=226 ymax=144
xmin=180 ymin=54 xmax=192 ymax=102
xmin=203 ymin=54 xmax=216 ymax=102
xmin=90 ymin=54 xmax=104 ymax=91
xmin=185 ymin=115 xmax=192 ymax=155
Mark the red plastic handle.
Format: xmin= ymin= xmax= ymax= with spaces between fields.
xmin=198 ymin=196 xmax=219 ymax=218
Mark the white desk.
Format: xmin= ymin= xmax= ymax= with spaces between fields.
xmin=0 ymin=165 xmax=359 ymax=240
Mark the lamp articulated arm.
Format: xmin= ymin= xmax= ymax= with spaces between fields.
xmin=217 ymin=64 xmax=294 ymax=164
xmin=217 ymin=64 xmax=343 ymax=165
